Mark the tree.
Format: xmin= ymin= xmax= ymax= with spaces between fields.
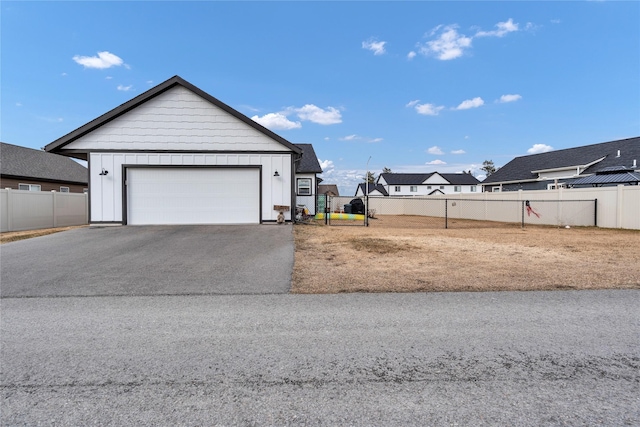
xmin=382 ymin=167 xmax=392 ymax=174
xmin=481 ymin=160 xmax=497 ymax=176
xmin=365 ymin=171 xmax=376 ymax=183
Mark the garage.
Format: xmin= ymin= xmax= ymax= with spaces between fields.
xmin=126 ymin=167 xmax=260 ymax=225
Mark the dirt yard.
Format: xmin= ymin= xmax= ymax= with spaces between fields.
xmin=292 ymin=215 xmax=640 ymax=293
xmin=0 ymin=226 xmax=86 ymax=244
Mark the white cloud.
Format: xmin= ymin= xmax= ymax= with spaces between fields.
xmin=105 ymin=76 xmax=113 ymax=80
xmin=475 ymin=18 xmax=519 ymax=38
xmin=147 ymin=80 xmax=154 ymax=85
xmin=427 ymin=146 xmax=444 ymax=155
xmin=251 ymin=113 xmax=302 ymax=130
xmin=418 ymin=25 xmax=472 ymax=60
xmin=61 ymin=72 xmax=67 ymax=77
xmin=362 ymin=39 xmax=387 ymax=55
xmin=528 ymin=144 xmax=554 ymax=154
xmin=117 ymin=84 xmax=133 ymax=91
xmin=451 ymin=149 xmax=466 ymax=154
xmin=407 ymin=51 xmax=417 ymax=60
xmin=294 ymin=104 xmax=342 ymax=125
xmin=405 ymin=100 xmax=420 ymax=108
xmin=498 ymin=94 xmax=522 ymax=103
xmin=415 ymin=103 xmax=445 ymax=116
xmin=340 ymin=134 xmax=360 ymax=141
xmin=324 ymin=137 xmax=330 ymax=141
xmin=368 ymin=138 xmax=383 ymax=143
xmin=426 ymin=160 xmax=447 ymax=165
xmin=16 ymin=102 xmax=22 ymax=107
xmin=551 ymin=19 xmax=561 ymax=24
xmin=455 ymin=97 xmax=484 ymax=110
xmin=73 ymin=51 xmax=124 ymax=69
xmin=319 ymin=159 xmax=335 ymax=172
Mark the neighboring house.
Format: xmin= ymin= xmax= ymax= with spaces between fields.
xmin=45 ymin=75 xmax=320 ymax=225
xmin=0 ymin=142 xmax=88 ymax=193
xmin=294 ymin=143 xmax=323 ymax=215
xmin=376 ymin=172 xmax=481 ymax=196
xmin=355 ymin=183 xmax=389 ymax=197
xmin=481 ymin=136 xmax=640 ymax=192
xmin=318 ymin=184 xmax=339 ymax=197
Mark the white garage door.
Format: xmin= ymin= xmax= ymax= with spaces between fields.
xmin=127 ymin=168 xmax=260 ymax=225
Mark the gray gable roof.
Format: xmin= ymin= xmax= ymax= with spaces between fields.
xmin=294 ymin=144 xmax=322 ymax=173
xmin=357 ymin=183 xmax=389 ymax=196
xmin=379 ymin=173 xmax=434 ymax=185
xmin=1 ymin=142 xmax=88 ymax=184
xmin=482 ymin=137 xmax=640 ymax=185
xmin=440 ymin=173 xmax=481 ymax=185
xmin=45 ymin=75 xmax=302 ymax=158
xmin=379 ymin=172 xmax=480 ymax=185
xmin=318 ymin=184 xmax=339 ymax=196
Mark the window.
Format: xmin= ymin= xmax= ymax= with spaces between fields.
xmin=470 ymin=186 xmax=477 ymax=192
xmin=410 ymin=186 xmax=418 ymax=192
xmin=492 ymin=187 xmax=501 ymax=192
xmin=18 ymin=183 xmax=41 ymax=191
xmin=440 ymin=186 xmax=445 ymax=190
xmin=454 ymin=186 xmax=461 ymax=192
xmin=60 ymin=187 xmax=70 ymax=193
xmin=297 ymin=178 xmax=312 ymax=196
xmin=547 ymin=183 xmax=566 ymax=190
xmin=394 ymin=186 xmax=401 ymax=192
xmin=427 ymin=186 xmax=432 ymax=190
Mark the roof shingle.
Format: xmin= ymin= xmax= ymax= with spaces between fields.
xmin=1 ymin=142 xmax=88 ymax=184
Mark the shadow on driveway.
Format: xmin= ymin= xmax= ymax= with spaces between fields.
xmin=0 ymin=225 xmax=294 ymax=297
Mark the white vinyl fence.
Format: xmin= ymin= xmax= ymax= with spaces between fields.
xmin=0 ymin=189 xmax=88 ymax=232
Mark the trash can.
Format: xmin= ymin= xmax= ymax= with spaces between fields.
xmin=344 ymin=204 xmax=352 ymax=214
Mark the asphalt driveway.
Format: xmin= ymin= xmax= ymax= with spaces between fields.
xmin=0 ymin=225 xmax=294 ymax=297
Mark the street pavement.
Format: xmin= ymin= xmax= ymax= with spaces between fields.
xmin=2 ymin=290 xmax=638 ymax=426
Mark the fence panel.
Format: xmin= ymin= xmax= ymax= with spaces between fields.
xmin=325 ymin=196 xmax=367 ymax=226
xmin=0 ymin=189 xmax=88 ymax=232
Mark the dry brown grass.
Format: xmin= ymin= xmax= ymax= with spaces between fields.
xmin=292 ymin=215 xmax=640 ymax=293
xmin=0 ymin=226 xmax=87 ymax=244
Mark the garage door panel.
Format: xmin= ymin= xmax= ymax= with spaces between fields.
xmin=127 ymin=168 xmax=259 ymax=225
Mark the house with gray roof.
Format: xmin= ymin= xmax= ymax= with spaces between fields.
xmin=44 ymin=76 xmax=321 ymax=224
xmin=294 ymin=143 xmax=323 ymax=214
xmin=374 ymin=172 xmax=481 ymax=196
xmin=481 ymin=136 xmax=640 ymax=192
xmin=1 ymin=142 xmax=88 ymax=193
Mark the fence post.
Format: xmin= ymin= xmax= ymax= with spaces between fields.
xmin=52 ymin=191 xmax=58 ymax=228
xmin=445 ymin=199 xmax=448 ymax=229
xmin=7 ymin=189 xmax=13 ymax=232
xmin=521 ymin=201 xmax=525 ymax=229
xmin=365 ymin=195 xmax=369 ymax=227
xmin=594 ymin=198 xmax=598 ymax=227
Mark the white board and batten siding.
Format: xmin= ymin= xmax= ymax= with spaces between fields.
xmin=90 ymin=152 xmax=291 ymax=223
xmin=60 ymin=85 xmax=298 ymax=224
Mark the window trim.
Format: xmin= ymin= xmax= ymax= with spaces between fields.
xmin=410 ymin=185 xmax=418 ymax=192
xmin=297 ymin=178 xmax=312 ymax=196
xmin=60 ymin=186 xmax=70 ymax=193
xmin=454 ymin=185 xmax=461 ymax=192
xmin=394 ymin=186 xmax=401 ymax=192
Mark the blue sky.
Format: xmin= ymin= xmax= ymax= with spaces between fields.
xmin=2 ymin=1 xmax=639 ymax=195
